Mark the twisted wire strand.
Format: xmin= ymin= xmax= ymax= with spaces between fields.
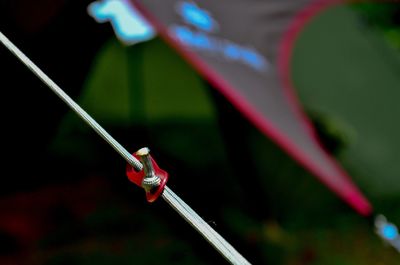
xmin=162 ymin=186 xmax=251 ymax=265
xmin=0 ymin=30 xmax=251 ymax=265
xmin=0 ymin=31 xmax=143 ymax=172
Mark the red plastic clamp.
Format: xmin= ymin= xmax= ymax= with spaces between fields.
xmin=126 ymin=148 xmax=169 ymax=202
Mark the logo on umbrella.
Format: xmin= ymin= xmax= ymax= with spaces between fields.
xmin=176 ymin=1 xmax=218 ymax=32
xmin=172 ymin=1 xmax=269 ymax=72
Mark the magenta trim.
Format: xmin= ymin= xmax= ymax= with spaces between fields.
xmin=277 ymin=0 xmax=372 ymax=215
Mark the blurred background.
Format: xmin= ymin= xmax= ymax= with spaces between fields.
xmin=0 ymin=0 xmax=399 ymax=264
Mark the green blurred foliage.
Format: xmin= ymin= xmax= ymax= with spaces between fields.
xmin=351 ymin=3 xmax=400 ymax=50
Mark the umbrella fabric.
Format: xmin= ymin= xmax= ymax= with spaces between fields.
xmin=129 ymin=0 xmax=372 ymax=216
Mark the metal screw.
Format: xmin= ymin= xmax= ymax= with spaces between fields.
xmin=136 ymin=147 xmax=161 ymax=192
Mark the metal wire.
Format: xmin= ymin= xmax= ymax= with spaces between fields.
xmin=162 ymin=187 xmax=251 ymax=265
xmin=0 ymin=31 xmax=143 ymax=172
xmin=0 ymin=30 xmax=251 ymax=265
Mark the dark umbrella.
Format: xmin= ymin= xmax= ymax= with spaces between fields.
xmin=128 ymin=0 xmax=372 ymax=215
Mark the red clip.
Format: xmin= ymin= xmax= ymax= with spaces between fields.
xmin=126 ymin=151 xmax=169 ymax=202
